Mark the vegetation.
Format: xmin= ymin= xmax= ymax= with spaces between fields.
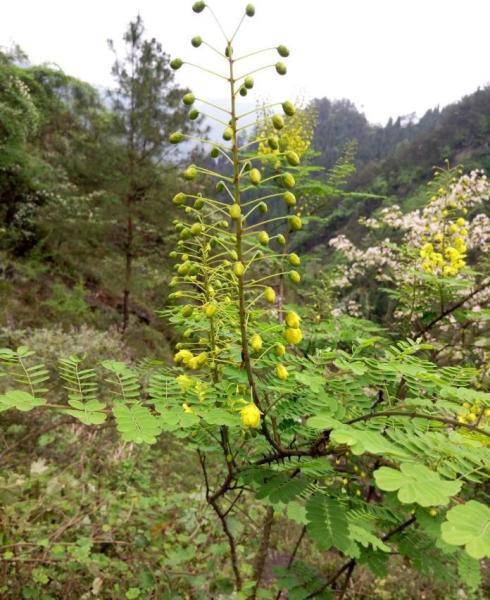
xmin=0 ymin=3 xmax=489 ymax=599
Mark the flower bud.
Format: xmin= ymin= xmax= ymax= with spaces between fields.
xmin=210 ymin=146 xmax=220 ymax=158
xmin=250 ymin=333 xmax=263 ymax=352
xmin=282 ymin=100 xmax=296 ymax=116
xmin=191 ymin=222 xmax=204 ymax=235
xmin=244 ymin=76 xmax=254 ymax=89
xmin=289 ymin=253 xmax=301 ymax=266
xmin=225 ymin=44 xmax=233 ymax=57
xmin=239 ymin=86 xmax=248 ymax=97
xmin=194 ymin=198 xmax=204 ymax=210
xmin=204 ymin=303 xmax=217 ymax=318
xmin=192 ymin=1 xmax=206 ymax=12
xmin=288 ymin=270 xmax=301 ymax=284
xmin=189 ymin=108 xmax=200 ymax=120
xmin=277 ymin=234 xmax=286 ymax=246
xmin=183 ymin=165 xmax=197 ymax=180
xmin=282 ymin=173 xmax=296 ymax=188
xmin=240 ymin=403 xmax=261 ymax=428
xmin=285 ymin=327 xmax=302 ymax=345
xmin=285 ymin=310 xmax=301 ymax=328
xmin=170 ymin=131 xmax=184 ymax=144
xmin=277 ymin=45 xmax=290 ymax=58
xmin=285 ymin=151 xmax=300 ymax=166
xmin=245 ymin=3 xmax=255 ymax=17
xmin=183 ymin=93 xmax=195 ymax=106
xmin=223 ymin=127 xmax=233 ymax=141
xmin=250 ymin=168 xmax=262 ymax=185
xmin=264 ymin=287 xmax=276 ymax=303
xmin=268 ymin=135 xmax=279 ymax=150
xmin=170 ymin=58 xmax=183 ymax=70
xmin=289 ymin=215 xmax=302 ymax=230
xmin=172 ymin=192 xmax=186 ymax=205
xmin=229 ymin=204 xmax=241 ymax=220
xmin=233 ymin=261 xmax=245 ymax=277
xmin=169 ymin=251 xmax=178 ymax=259
xmin=275 ymin=343 xmax=286 ymax=357
xmin=272 ymin=115 xmax=285 ymax=130
xmin=258 ymin=202 xmax=268 ymax=214
xmin=275 ymin=62 xmax=287 ymax=76
xmin=191 ymin=35 xmax=202 ymax=47
xmin=182 ymin=305 xmax=194 ymax=317
xmin=258 ymin=231 xmax=269 ymax=246
xmin=283 ymin=191 xmax=296 ymax=207
xmin=276 ymin=364 xmax=288 ymax=380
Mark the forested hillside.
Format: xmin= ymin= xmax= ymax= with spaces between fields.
xmin=0 ymin=5 xmax=489 ymax=598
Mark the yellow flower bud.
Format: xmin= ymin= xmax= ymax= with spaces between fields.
xmin=284 ymin=327 xmax=302 ymax=345
xmin=289 ymin=253 xmax=301 ymax=266
xmin=264 ymin=287 xmax=276 ymax=303
xmin=183 ymin=165 xmax=197 ymax=180
xmin=192 ymin=1 xmax=206 ymax=13
xmin=240 ymin=403 xmax=261 ymax=428
xmin=169 ymin=131 xmax=184 ymax=144
xmin=172 ymin=192 xmax=186 ymax=205
xmin=191 ymin=36 xmax=202 ymax=47
xmin=268 ymin=135 xmax=279 ymax=150
xmin=289 ymin=215 xmax=302 ymax=230
xmin=276 ymin=364 xmax=288 ymax=380
xmin=244 ymin=76 xmax=254 ymax=89
xmin=282 ymin=173 xmax=296 ymax=188
xmin=223 ymin=127 xmax=233 ymax=141
xmin=233 ymin=261 xmax=245 ymax=276
xmin=283 ymin=191 xmax=296 ymax=207
xmin=277 ymin=234 xmax=286 ymax=246
xmin=285 ymin=151 xmax=300 ymax=166
xmin=174 ymin=349 xmax=193 ymax=364
xmin=289 ymin=270 xmax=301 ymax=284
xmin=250 ymin=334 xmax=263 ymax=352
xmin=182 ymin=402 xmax=194 ymax=414
xmin=183 ymin=93 xmax=195 ymax=106
xmin=278 ymin=46 xmax=290 ymax=58
xmin=272 ymin=115 xmax=285 ymax=130
xmin=275 ymin=343 xmax=286 ymax=357
xmin=258 ymin=231 xmax=270 ymax=246
xmin=181 ymin=305 xmax=193 ymax=317
xmin=170 ymin=58 xmax=183 ymax=70
xmin=285 ymin=311 xmax=301 ymax=328
xmin=275 ymin=62 xmax=287 ymax=75
xmin=204 ymin=303 xmax=217 ymax=318
xmin=229 ymin=204 xmax=241 ymax=219
xmin=250 ymin=168 xmax=262 ymax=185
xmin=190 ymin=223 xmax=204 ymax=235
xmin=177 ymin=375 xmax=193 ymax=392
xmin=245 ymin=3 xmax=255 ymax=17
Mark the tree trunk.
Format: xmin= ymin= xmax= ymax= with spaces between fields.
xmin=122 ymin=197 xmax=133 ymax=333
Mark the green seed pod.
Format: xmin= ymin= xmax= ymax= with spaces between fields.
xmin=264 ymin=287 xmax=276 ymax=303
xmin=250 ymin=168 xmax=262 ymax=185
xmin=169 ymin=131 xmax=184 ymax=144
xmin=244 ymin=76 xmax=254 ymax=89
xmin=182 ymin=305 xmax=194 ymax=317
xmin=170 ymin=58 xmax=183 ymax=70
xmin=275 ymin=62 xmax=287 ymax=76
xmin=288 ymin=270 xmax=301 ymax=284
xmin=268 ymin=135 xmax=279 ymax=150
xmin=223 ymin=127 xmax=233 ymax=141
xmin=277 ymin=234 xmax=286 ymax=246
xmin=245 ymin=3 xmax=255 ymax=17
xmin=289 ymin=252 xmax=301 ymax=266
xmin=285 ymin=150 xmax=300 ymax=166
xmin=272 ymin=115 xmax=285 ymax=130
xmin=194 ymin=198 xmax=204 ymax=210
xmin=258 ymin=231 xmax=270 ymax=246
xmin=191 ymin=35 xmax=202 ymax=47
xmin=192 ymin=1 xmax=206 ymax=13
xmin=183 ymin=165 xmax=197 ymax=180
xmin=172 ymin=192 xmax=186 ymax=205
xmin=282 ymin=100 xmax=296 ymax=116
xmin=189 ymin=108 xmax=200 ymax=120
xmin=190 ymin=222 xmax=204 ymax=236
xmin=233 ymin=261 xmax=245 ymax=277
xmin=229 ymin=204 xmax=241 ymax=219
xmin=289 ymin=215 xmax=302 ymax=230
xmin=210 ymin=146 xmax=220 ymax=158
xmin=258 ymin=202 xmax=268 ymax=214
xmin=282 ymin=172 xmax=296 ymax=188
xmin=283 ymin=191 xmax=296 ymax=207
xmin=183 ymin=93 xmax=195 ymax=106
xmin=239 ymin=86 xmax=248 ymax=97
xmin=277 ymin=45 xmax=290 ymax=58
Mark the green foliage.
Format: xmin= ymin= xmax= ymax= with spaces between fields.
xmin=441 ymin=501 xmax=490 ymax=559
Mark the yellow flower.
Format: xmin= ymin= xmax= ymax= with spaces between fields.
xmin=174 ymin=349 xmax=193 ymax=364
xmin=285 ymin=311 xmax=301 ymax=328
xmin=284 ymin=327 xmax=303 ymax=345
xmin=176 ymin=375 xmax=193 ymax=392
xmin=275 ymin=343 xmax=286 ymax=357
xmin=264 ymin=287 xmax=276 ymax=303
xmin=182 ymin=403 xmax=194 ymax=414
xmin=276 ymin=364 xmax=288 ymax=380
xmin=250 ymin=334 xmax=263 ymax=352
xmin=240 ymin=403 xmax=261 ymax=428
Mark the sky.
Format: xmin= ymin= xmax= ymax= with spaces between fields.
xmin=1 ymin=0 xmax=489 ymax=125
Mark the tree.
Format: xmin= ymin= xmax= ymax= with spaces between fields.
xmin=108 ymin=16 xmax=198 ymax=332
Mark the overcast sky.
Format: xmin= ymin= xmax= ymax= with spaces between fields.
xmin=2 ymin=0 xmax=489 ymax=125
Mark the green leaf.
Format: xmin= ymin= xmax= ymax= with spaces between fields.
xmin=306 ymin=414 xmax=343 ymax=430
xmin=113 ymin=405 xmax=160 ymax=444
xmin=64 ymin=399 xmax=106 ymax=425
xmin=441 ymin=501 xmax=490 ymax=559
xmin=374 ymin=463 xmax=461 ymax=507
xmin=0 ymin=390 xmax=46 ymax=412
xmin=306 ymin=494 xmax=354 ymax=555
xmin=199 ymin=408 xmax=240 ymax=427
xmin=457 ymin=552 xmax=481 ymax=591
xmin=256 ymin=472 xmax=309 ymax=504
xmin=349 ymin=524 xmax=390 ymax=552
xmin=330 ymin=428 xmax=409 ymax=458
